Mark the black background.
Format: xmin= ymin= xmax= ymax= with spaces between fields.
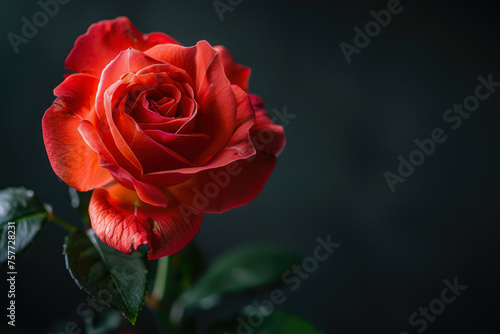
xmin=1 ymin=0 xmax=500 ymax=333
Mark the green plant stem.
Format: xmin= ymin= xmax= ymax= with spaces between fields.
xmin=48 ymin=213 xmax=78 ymax=232
xmin=152 ymin=255 xmax=170 ymax=301
xmin=150 ymin=256 xmax=185 ymax=333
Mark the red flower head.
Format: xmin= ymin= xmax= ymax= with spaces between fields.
xmin=42 ymin=17 xmax=285 ymax=259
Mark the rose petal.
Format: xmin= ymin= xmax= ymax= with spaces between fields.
xmin=90 ymin=182 xmax=203 ymax=260
xmin=168 ymin=85 xmax=269 ymax=213
xmin=96 ymin=49 xmax=166 ymax=121
xmin=249 ymin=94 xmax=286 ymax=156
xmin=142 ymin=85 xmax=255 ymax=187
xmin=110 ymin=110 xmax=193 ymax=174
xmin=79 ymin=120 xmax=169 ymax=207
xmin=194 ymin=85 xmax=256 ymax=167
xmin=143 ymin=130 xmax=210 ymax=163
xmin=214 ymin=45 xmax=251 ymax=92
xmin=65 ymin=17 xmax=179 ymax=76
xmin=102 ymin=81 xmax=144 ymax=176
xmin=146 ymin=41 xmax=238 ymax=164
xmin=42 ymin=73 xmax=112 ymax=191
xmin=169 ymin=152 xmax=276 ymax=213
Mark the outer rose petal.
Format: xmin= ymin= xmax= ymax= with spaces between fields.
xmin=193 ymin=85 xmax=256 ymax=168
xmin=168 ymin=88 xmax=283 ymax=213
xmin=249 ymin=94 xmax=286 ymax=156
xmin=214 ymin=45 xmax=251 ymax=92
xmin=65 ymin=17 xmax=179 ymax=76
xmin=42 ymin=73 xmax=112 ymax=191
xmin=170 ymin=153 xmax=276 ymax=213
xmin=90 ymin=182 xmax=202 ymax=260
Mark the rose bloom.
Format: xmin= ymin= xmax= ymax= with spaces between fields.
xmin=42 ymin=17 xmax=285 ymax=259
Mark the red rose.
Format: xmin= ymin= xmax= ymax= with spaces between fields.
xmin=42 ymin=17 xmax=285 ymax=259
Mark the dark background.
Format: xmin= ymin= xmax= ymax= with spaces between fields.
xmin=1 ymin=0 xmax=500 ymax=333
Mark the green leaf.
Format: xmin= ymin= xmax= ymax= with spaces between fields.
xmin=64 ymin=229 xmax=148 ymax=324
xmin=0 ymin=187 xmax=48 ymax=266
xmin=175 ymin=244 xmax=300 ymax=312
xmin=209 ymin=311 xmax=324 ymax=334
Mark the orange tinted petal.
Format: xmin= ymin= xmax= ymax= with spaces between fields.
xmin=65 ymin=17 xmax=180 ymax=76
xmin=169 ymin=152 xmax=276 ymax=213
xmin=42 ymin=73 xmax=112 ymax=191
xmin=90 ymin=182 xmax=203 ymax=260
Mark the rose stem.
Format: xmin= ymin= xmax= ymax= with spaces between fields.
xmin=152 ymin=255 xmax=170 ymax=301
xmin=48 ymin=212 xmax=78 ymax=232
